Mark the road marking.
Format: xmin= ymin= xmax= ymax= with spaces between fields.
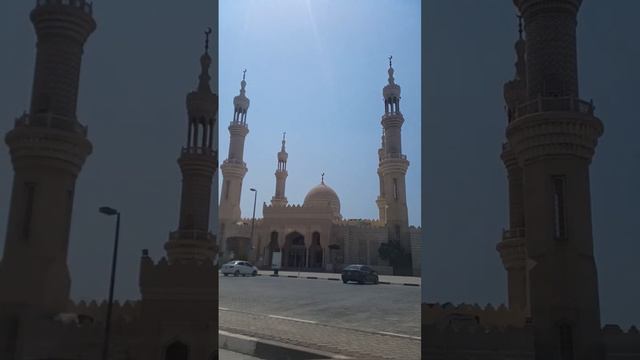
xmin=268 ymin=315 xmax=317 ymax=324
xmin=377 ymin=331 xmax=421 ymax=340
xmin=219 ymin=307 xmax=230 ymax=311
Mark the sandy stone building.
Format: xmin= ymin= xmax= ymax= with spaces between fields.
xmin=218 ymin=60 xmax=422 ymax=276
xmin=423 ymin=1 xmax=640 ymax=359
xmin=0 ymin=2 xmax=219 ymax=358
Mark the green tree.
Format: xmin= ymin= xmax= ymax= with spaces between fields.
xmin=378 ymin=240 xmax=411 ymax=275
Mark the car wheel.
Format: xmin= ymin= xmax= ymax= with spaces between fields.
xmin=234 ymin=270 xmax=240 ymax=277
xmin=373 ymin=276 xmax=379 ymax=284
xmin=252 ymin=270 xmax=257 ymax=276
xmin=223 ymin=273 xmax=229 ymax=277
xmin=342 ymin=280 xmax=348 ymax=284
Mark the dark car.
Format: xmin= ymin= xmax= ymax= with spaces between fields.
xmin=341 ymin=264 xmax=379 ymax=284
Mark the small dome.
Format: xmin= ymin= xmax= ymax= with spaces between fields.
xmin=304 ymin=182 xmax=341 ymax=217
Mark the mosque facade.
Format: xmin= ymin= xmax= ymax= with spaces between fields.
xmin=218 ymin=60 xmax=422 ymax=277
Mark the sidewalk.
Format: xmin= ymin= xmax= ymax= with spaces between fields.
xmin=219 ymin=308 xmax=421 ymax=360
xmin=257 ymin=270 xmax=421 ymax=287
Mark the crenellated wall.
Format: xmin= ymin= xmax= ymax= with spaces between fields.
xmin=422 ymin=303 xmax=640 ymax=359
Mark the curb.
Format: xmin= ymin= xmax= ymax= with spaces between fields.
xmin=219 ymin=330 xmax=352 ymax=359
xmin=256 ymin=273 xmax=420 ymax=287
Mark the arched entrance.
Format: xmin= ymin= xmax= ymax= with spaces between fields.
xmin=225 ymin=236 xmax=251 ymax=260
xmin=165 ymin=341 xmax=189 ymax=360
xmin=282 ymin=231 xmax=305 ymax=269
xmin=308 ymin=232 xmax=323 ymax=270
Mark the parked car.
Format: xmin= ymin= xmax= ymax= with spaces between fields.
xmin=221 ymin=260 xmax=259 ymax=277
xmin=341 ymin=264 xmax=379 ymax=284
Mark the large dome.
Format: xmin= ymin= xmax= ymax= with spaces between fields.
xmin=303 ymin=182 xmax=341 ymax=217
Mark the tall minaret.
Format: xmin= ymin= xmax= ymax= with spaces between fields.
xmin=378 ymin=56 xmax=412 ymax=273
xmin=0 ymin=0 xmax=96 ymax=315
xmin=164 ymin=29 xmax=218 ymax=263
xmin=271 ymin=132 xmax=288 ymax=206
xmin=219 ymin=71 xmax=250 ymax=239
xmin=508 ymin=1 xmax=605 ymax=359
xmin=497 ymin=16 xmax=529 ymax=312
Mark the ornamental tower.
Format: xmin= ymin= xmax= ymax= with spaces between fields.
xmin=219 ymin=71 xmax=250 ymax=242
xmin=378 ymin=57 xmax=412 ymax=272
xmin=163 ymin=29 xmax=218 ymax=263
xmin=271 ymin=132 xmax=289 ymax=206
xmin=136 ymin=30 xmax=219 ymax=358
xmin=0 ymin=0 xmax=96 ymax=315
xmin=506 ymin=0 xmax=605 ymax=358
xmin=497 ymin=17 xmax=529 ymax=312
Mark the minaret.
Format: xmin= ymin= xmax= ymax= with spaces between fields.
xmin=164 ymin=29 xmax=218 ymax=263
xmin=508 ymin=1 xmax=605 ymax=359
xmin=137 ymin=30 xmax=219 ymax=357
xmin=497 ymin=16 xmax=529 ymax=312
xmin=219 ymin=70 xmax=250 ymax=253
xmin=0 ymin=0 xmax=96 ymax=315
xmin=271 ymin=132 xmax=288 ymax=206
xmin=378 ymin=56 xmax=412 ymax=273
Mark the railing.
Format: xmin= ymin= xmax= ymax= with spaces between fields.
xmin=169 ymin=229 xmax=215 ymax=242
xmin=502 ymin=227 xmax=525 ymax=240
xmin=181 ymin=147 xmax=216 ymax=156
xmin=36 ymin=0 xmax=93 ymax=14
xmin=514 ymin=96 xmax=595 ymax=119
xmin=382 ymin=153 xmax=407 ymax=160
xmin=14 ymin=113 xmax=88 ymax=136
xmin=222 ymin=159 xmax=246 ymax=166
xmin=382 ymin=111 xmax=403 ymax=119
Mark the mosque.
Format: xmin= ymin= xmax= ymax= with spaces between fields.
xmin=218 ymin=59 xmax=422 ymax=276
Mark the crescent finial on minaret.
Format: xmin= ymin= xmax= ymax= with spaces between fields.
xmin=388 ymin=55 xmax=393 ymax=68
xmin=205 ymin=27 xmax=212 ymax=52
xmin=243 ymin=69 xmax=247 ymax=81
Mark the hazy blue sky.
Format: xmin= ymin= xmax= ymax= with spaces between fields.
xmin=0 ymin=1 xmax=217 ymax=302
xmin=218 ymin=0 xmax=421 ymax=226
xmin=423 ymin=0 xmax=640 ymax=329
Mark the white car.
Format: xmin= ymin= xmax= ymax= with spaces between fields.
xmin=221 ymin=260 xmax=259 ymax=277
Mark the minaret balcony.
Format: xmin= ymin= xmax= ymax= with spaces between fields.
xmin=14 ymin=113 xmax=88 ymax=136
xmin=383 ymin=153 xmax=407 ymax=160
xmin=36 ymin=0 xmax=94 ymax=14
xmin=169 ymin=229 xmax=215 ymax=243
xmin=513 ymin=96 xmax=594 ymax=120
xmin=181 ymin=146 xmax=216 ymax=156
xmin=502 ymin=227 xmax=525 ymax=241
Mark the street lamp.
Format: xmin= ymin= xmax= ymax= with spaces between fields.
xmin=249 ymin=188 xmax=257 ymax=262
xmin=98 ymin=206 xmax=120 ymax=360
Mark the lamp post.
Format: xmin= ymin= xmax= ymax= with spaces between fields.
xmin=98 ymin=206 xmax=120 ymax=360
xmin=249 ymin=188 xmax=257 ymax=262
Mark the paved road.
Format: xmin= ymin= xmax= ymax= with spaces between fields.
xmin=219 ymin=349 xmax=263 ymax=359
xmin=257 ymin=270 xmax=421 ymax=285
xmin=219 ymin=274 xmax=420 ymax=337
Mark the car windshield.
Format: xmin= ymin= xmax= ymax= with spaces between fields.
xmin=345 ymin=265 xmax=362 ymax=270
